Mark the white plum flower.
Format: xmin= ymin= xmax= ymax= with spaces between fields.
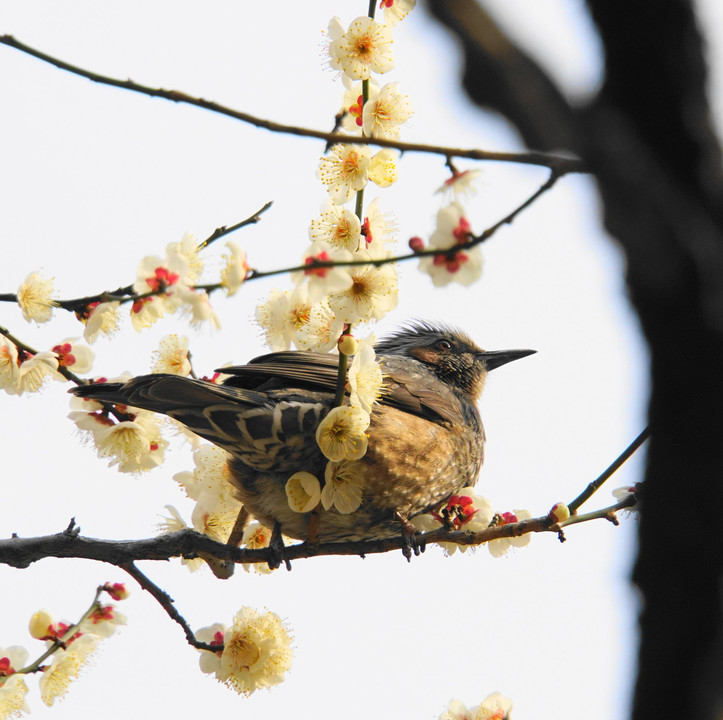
xmin=418 ymin=203 xmax=483 ymax=287
xmin=197 ymin=608 xmax=293 ymax=696
xmin=321 ymin=460 xmax=365 ymax=514
xmin=380 ymin=0 xmax=417 ymax=26
xmin=292 ymin=245 xmax=353 ymax=304
xmin=285 ymin=472 xmax=322 ymax=513
xmin=316 ymin=405 xmax=370 ymax=461
xmin=152 ymin=334 xmax=192 ymax=376
xmin=0 ymin=337 xmax=21 ymax=394
xmin=363 ymin=82 xmax=414 ymax=139
xmin=339 ymin=76 xmax=380 ymax=133
xmin=309 ymin=200 xmax=362 ymax=252
xmin=328 ymin=16 xmax=394 ymax=80
xmin=171 ymin=286 xmax=221 ymax=330
xmin=39 ymin=634 xmax=101 ymax=707
xmin=51 ymin=338 xmax=95 ymax=374
xmin=17 ymin=271 xmax=56 ymax=323
xmin=361 ymin=198 xmax=397 ymax=257
xmin=328 ymin=260 xmax=398 ymax=325
xmin=488 ymin=509 xmax=532 ymax=558
xmin=348 ymin=335 xmax=384 ymax=414
xmin=16 ymin=352 xmax=65 ymax=394
xmin=0 ymin=646 xmax=30 ymax=719
xmin=82 ymin=301 xmax=121 ymax=343
xmin=369 ymin=149 xmax=399 ymax=188
xmin=318 ymin=144 xmax=371 ymax=204
xmin=256 ymin=285 xmax=344 ymax=353
xmin=220 ymin=240 xmax=249 ymax=296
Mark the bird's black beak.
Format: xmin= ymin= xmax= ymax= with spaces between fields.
xmin=478 ymin=349 xmax=536 ymax=371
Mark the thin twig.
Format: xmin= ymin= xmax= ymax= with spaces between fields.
xmin=567 ymin=427 xmax=650 ymax=514
xmin=0 ymin=35 xmax=586 ymax=174
xmin=120 ymin=561 xmax=219 ymax=651
xmin=195 ymin=201 xmax=273 ymax=251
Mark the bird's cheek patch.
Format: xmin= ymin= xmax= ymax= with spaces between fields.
xmin=409 ymin=347 xmax=439 ymax=365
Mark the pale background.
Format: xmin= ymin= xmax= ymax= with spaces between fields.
xmin=1 ymin=1 xmax=719 ymax=718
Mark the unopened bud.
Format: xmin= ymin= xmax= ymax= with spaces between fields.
xmin=548 ymin=502 xmax=570 ymax=523
xmin=29 ymin=609 xmax=54 ymax=639
xmin=103 ymin=582 xmax=130 ymax=601
xmin=338 ymin=334 xmax=359 ymax=356
xmin=408 ymin=236 xmax=425 ymax=253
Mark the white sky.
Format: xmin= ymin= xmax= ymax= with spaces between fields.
xmin=2 ymin=1 xmax=716 ymax=718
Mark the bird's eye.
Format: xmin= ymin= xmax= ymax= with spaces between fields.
xmin=435 ymin=339 xmax=452 ymax=351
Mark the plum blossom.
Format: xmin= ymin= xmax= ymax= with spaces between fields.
xmin=51 ymin=338 xmax=94 ymax=374
xmin=0 ymin=337 xmax=20 ymax=394
xmin=286 ymin=472 xmax=322 ymax=513
xmin=379 ymin=0 xmax=417 ymax=26
xmin=16 ymin=351 xmax=65 ymax=395
xmin=412 ymin=488 xmax=493 ymax=556
xmin=439 ymin=693 xmax=513 ymax=720
xmin=339 ymin=77 xmax=380 ymax=133
xmin=328 ymin=16 xmax=394 ymax=80
xmin=363 ymin=82 xmax=414 ymax=139
xmin=39 ymin=634 xmax=101 ymax=707
xmin=292 ymin=244 xmax=353 ymax=304
xmin=418 ymin=203 xmax=483 ymax=287
xmin=256 ymin=285 xmax=344 ymax=353
xmin=309 ymin=200 xmax=362 ymax=252
xmin=171 ymin=286 xmax=221 ymax=330
xmin=81 ymin=301 xmax=121 ymax=343
xmin=318 ymin=144 xmax=371 ymax=204
xmin=220 ymin=240 xmax=249 ymax=296
xmin=436 ymin=168 xmax=482 ymax=198
xmin=488 ymin=509 xmax=532 ymax=558
xmin=196 ymin=607 xmax=293 ymax=696
xmin=369 ymin=149 xmax=399 ymax=188
xmin=348 ymin=335 xmax=384 ymax=414
xmin=0 ymin=645 xmax=30 ymax=720
xmin=361 ymin=198 xmax=397 ymax=256
xmin=322 ymin=460 xmax=365 ymax=514
xmin=16 ymin=271 xmax=56 ymax=323
xmin=327 ymin=260 xmax=398 ymax=325
xmin=152 ymin=334 xmax=192 ymax=376
xmin=316 ymin=406 xmax=370 ymax=461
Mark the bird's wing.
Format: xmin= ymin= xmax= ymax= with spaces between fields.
xmin=71 ymin=375 xmax=329 ymax=471
xmin=221 ymin=351 xmax=462 ymax=425
xmin=221 ymin=351 xmax=340 ymax=389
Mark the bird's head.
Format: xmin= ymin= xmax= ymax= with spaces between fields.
xmin=374 ymin=322 xmax=535 ymax=400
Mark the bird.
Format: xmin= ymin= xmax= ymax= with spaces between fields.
xmin=70 ymin=323 xmax=534 ymax=545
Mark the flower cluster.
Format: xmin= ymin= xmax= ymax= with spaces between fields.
xmin=0 ymin=335 xmax=93 ymax=396
xmin=413 ymin=201 xmax=484 ymax=287
xmin=439 ymin=692 xmax=513 ymax=720
xmin=255 ymin=5 xmax=417 ymax=521
xmin=131 ymin=233 xmax=221 ymax=331
xmin=284 ymin=335 xmax=384 ymax=515
xmin=0 ymin=583 xmax=128 ymax=714
xmin=68 ymin=373 xmax=168 ymax=473
xmin=14 ymin=231 xmax=246 ymax=343
xmin=157 ymin=444 xmax=244 ymax=571
xmin=195 ymin=607 xmax=293 ymax=696
xmin=412 ymin=491 xmax=532 ymax=558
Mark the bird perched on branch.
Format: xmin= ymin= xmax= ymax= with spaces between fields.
xmin=70 ymin=323 xmax=534 ymax=544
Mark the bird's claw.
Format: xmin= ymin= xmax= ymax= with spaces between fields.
xmin=395 ymin=511 xmax=422 ymax=562
xmin=268 ymin=521 xmax=291 ymax=571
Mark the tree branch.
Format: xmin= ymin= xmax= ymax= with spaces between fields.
xmin=0 ymin=34 xmax=584 ymax=174
xmin=0 ymin=496 xmax=635 ymax=571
